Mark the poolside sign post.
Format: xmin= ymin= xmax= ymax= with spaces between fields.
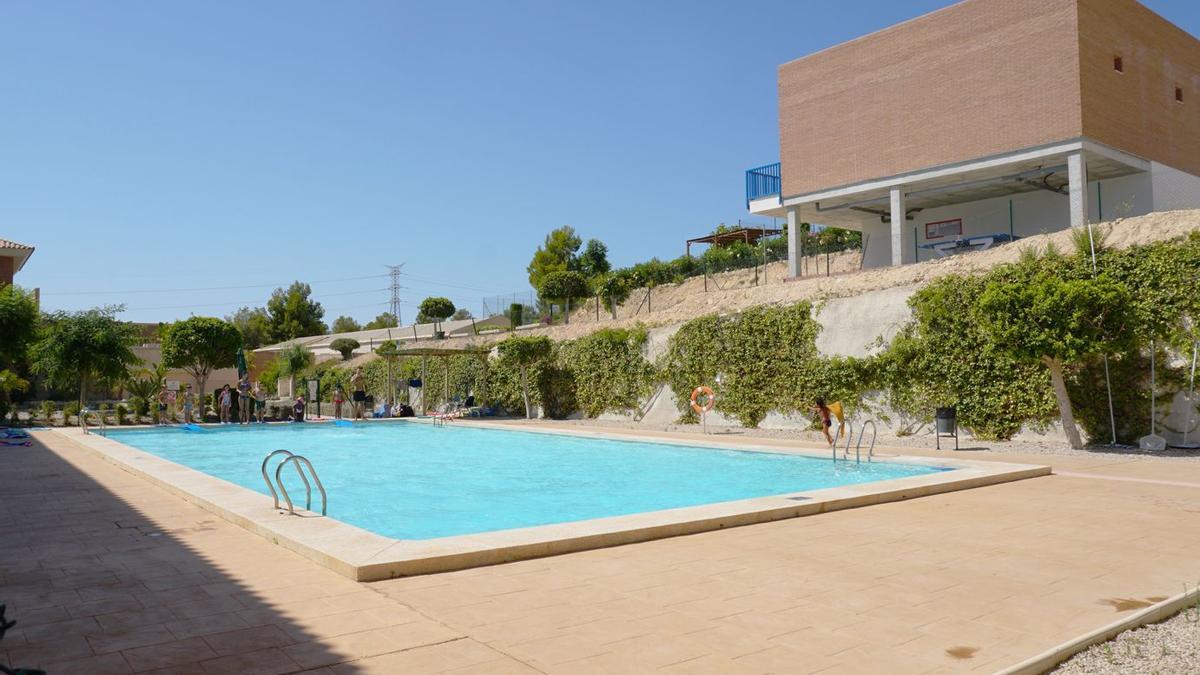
xmin=307 ymin=378 xmax=320 ymax=419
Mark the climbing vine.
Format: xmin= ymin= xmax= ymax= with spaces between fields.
xmin=313 ymin=232 xmax=1199 ymax=443
xmin=659 ymin=303 xmax=859 ymax=427
xmin=559 ymin=327 xmax=657 ymax=417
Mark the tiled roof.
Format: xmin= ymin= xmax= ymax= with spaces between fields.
xmin=0 ymin=238 xmax=35 ymax=273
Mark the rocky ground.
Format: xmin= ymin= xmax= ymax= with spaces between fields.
xmin=454 ymin=209 xmax=1200 ymax=345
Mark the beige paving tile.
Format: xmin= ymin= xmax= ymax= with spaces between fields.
xmin=201 ymin=624 xmax=295 ymax=656
xmin=328 ymin=637 xmax=502 ymax=674
xmin=282 ymin=621 xmax=463 ymax=669
xmin=40 ymin=651 xmax=133 ymax=675
xmin=199 ymin=646 xmax=301 ymax=675
xmin=121 ymin=636 xmax=219 ymax=671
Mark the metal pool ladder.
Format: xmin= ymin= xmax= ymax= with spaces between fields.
xmin=261 ymin=449 xmax=327 ymax=516
xmin=80 ymin=408 xmax=106 ymax=436
xmin=836 ymin=419 xmax=877 ymax=463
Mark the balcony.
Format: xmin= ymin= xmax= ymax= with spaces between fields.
xmin=745 ymin=162 xmax=781 ymax=206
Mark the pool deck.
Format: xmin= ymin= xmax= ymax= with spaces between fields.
xmin=3 ymin=423 xmax=1200 ymax=673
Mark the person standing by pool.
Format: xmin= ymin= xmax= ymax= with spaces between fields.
xmin=293 ymin=394 xmax=306 ymax=422
xmin=156 ymin=386 xmax=169 ymax=425
xmin=350 ymin=367 xmax=366 ymax=420
xmin=219 ymin=385 xmax=232 ymax=423
xmin=237 ymin=375 xmax=251 ymax=424
xmin=811 ymin=398 xmax=834 ymax=447
xmin=333 ymin=384 xmax=345 ymax=419
xmin=253 ymin=381 xmax=266 ymax=423
xmin=182 ymin=384 xmax=195 ymax=424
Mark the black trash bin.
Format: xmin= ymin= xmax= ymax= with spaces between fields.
xmin=935 ymin=406 xmax=958 ymax=450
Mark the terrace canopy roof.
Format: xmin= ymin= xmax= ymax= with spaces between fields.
xmin=685 ymin=227 xmax=782 ymax=256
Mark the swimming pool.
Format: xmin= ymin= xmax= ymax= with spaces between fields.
xmin=106 ymin=422 xmax=947 ymax=540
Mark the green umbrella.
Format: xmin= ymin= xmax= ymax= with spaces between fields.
xmin=236 ymin=347 xmax=248 ymax=379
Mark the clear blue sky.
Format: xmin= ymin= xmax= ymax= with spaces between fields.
xmin=3 ymin=0 xmax=1197 ymax=324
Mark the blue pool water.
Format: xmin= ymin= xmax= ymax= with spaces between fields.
xmin=107 ymin=423 xmax=946 ymax=540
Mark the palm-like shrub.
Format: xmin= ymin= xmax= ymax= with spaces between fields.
xmin=330 ymin=338 xmax=361 ymax=361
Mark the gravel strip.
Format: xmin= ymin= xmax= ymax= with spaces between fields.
xmin=1053 ymin=606 xmax=1200 ymax=674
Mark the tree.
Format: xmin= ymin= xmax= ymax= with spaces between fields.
xmin=497 ymin=335 xmax=551 ymax=419
xmin=0 ymin=285 xmax=39 ymax=370
xmin=507 ymin=303 xmax=524 ymax=329
xmin=418 ymin=297 xmax=455 ymax=333
xmin=364 ymin=312 xmax=398 ymax=330
xmin=594 ymin=273 xmax=632 ymax=318
xmin=578 ymin=239 xmax=611 ymax=280
xmin=451 ymin=308 xmax=474 ymax=321
xmin=330 ymin=338 xmax=361 ymax=361
xmin=331 ymin=316 xmax=362 ymax=334
xmin=227 ymin=306 xmax=271 ymax=349
xmin=539 ymin=270 xmax=589 ymax=325
xmin=31 ymin=306 xmax=140 ymax=408
xmin=527 ymin=226 xmax=582 ymax=290
xmin=0 ymin=369 xmax=29 ymax=421
xmin=375 ymin=340 xmax=400 ymax=405
xmin=160 ymin=317 xmax=242 ymax=410
xmin=976 ymin=266 xmax=1134 ymax=449
xmin=276 ymin=344 xmax=314 ymax=398
xmin=265 ymin=282 xmax=327 ymax=342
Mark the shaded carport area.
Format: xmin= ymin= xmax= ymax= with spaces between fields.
xmin=756 ymin=141 xmax=1151 ymax=273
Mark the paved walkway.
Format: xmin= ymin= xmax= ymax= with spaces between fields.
xmin=3 ymin=428 xmax=1200 ymax=673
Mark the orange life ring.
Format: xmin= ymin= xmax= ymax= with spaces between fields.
xmin=690 ymin=386 xmax=715 ymax=414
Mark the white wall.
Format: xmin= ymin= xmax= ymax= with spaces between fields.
xmin=1150 ymin=161 xmax=1200 ymax=212
xmin=892 ymin=171 xmax=1155 ymax=266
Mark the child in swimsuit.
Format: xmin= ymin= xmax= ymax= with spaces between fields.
xmin=812 ymin=398 xmax=834 ymax=446
xmin=333 ymin=385 xmax=345 ymax=419
xmin=182 ymin=385 xmax=195 ymax=423
xmin=219 ymin=385 xmax=232 ymax=423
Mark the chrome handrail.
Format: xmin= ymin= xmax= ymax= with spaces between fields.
xmin=80 ymin=408 xmax=106 ymax=436
xmin=275 ymin=455 xmax=327 ymax=516
xmin=856 ymin=420 xmax=878 ymax=463
xmin=261 ymin=449 xmax=310 ymax=510
xmin=838 ymin=419 xmax=853 ymax=462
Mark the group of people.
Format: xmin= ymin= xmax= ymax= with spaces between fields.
xmin=152 ymin=376 xmax=268 ymax=425
xmin=330 ymin=367 xmax=370 ymax=420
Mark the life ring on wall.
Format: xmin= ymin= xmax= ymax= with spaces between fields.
xmin=690 ymin=386 xmax=716 ymax=414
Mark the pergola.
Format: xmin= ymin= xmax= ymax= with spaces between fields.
xmin=393 ymin=346 xmax=491 ymax=415
xmin=685 ymin=226 xmax=782 ymax=257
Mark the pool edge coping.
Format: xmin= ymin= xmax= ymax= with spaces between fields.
xmin=49 ymin=424 xmax=1051 ymax=581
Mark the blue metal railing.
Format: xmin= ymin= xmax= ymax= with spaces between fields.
xmin=745 ymin=162 xmax=781 ymax=206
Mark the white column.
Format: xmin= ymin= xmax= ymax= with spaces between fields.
xmin=786 ymin=208 xmax=799 ymax=278
xmin=1068 ymin=151 xmax=1089 ymax=228
xmin=889 ymin=187 xmax=905 ymax=266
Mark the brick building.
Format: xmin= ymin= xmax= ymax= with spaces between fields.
xmin=746 ymin=0 xmax=1200 ymax=271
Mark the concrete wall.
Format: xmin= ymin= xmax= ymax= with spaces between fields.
xmin=778 ymin=0 xmax=1082 ymax=197
xmin=1079 ymin=0 xmax=1200 ymax=177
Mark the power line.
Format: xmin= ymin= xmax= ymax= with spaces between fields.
xmin=42 ymin=273 xmax=391 ymax=296
xmin=112 ymin=288 xmax=388 ymax=313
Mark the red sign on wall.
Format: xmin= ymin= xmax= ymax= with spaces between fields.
xmin=925 ymin=218 xmax=963 ymax=239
